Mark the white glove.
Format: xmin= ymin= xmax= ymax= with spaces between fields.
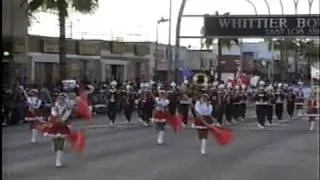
xmin=43 ymin=132 xmax=48 ymax=137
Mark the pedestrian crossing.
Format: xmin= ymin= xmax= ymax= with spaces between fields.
xmin=2 ymin=113 xmax=317 ymax=180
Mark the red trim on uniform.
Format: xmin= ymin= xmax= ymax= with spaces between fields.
xmin=154 ymin=111 xmax=169 ymax=122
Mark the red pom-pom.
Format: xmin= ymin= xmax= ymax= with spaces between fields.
xmin=168 ymin=113 xmax=184 ymax=134
xmin=209 ymin=126 xmax=234 ymax=146
xmin=76 ymin=95 xmax=92 ymax=120
xmin=69 ymin=130 xmax=86 ymax=154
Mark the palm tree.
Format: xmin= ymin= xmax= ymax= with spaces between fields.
xmin=271 ymin=39 xmax=297 ymax=80
xmin=25 ymin=0 xmax=99 ymax=81
xmin=271 ymin=39 xmax=319 ymax=81
xmin=200 ymin=11 xmax=239 ymax=81
xmin=299 ymin=40 xmax=319 ymax=80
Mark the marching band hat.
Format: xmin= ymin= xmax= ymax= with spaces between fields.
xmin=110 ymin=80 xmax=118 ymax=86
xmin=259 ymin=81 xmax=265 ymax=86
xmin=201 ymin=93 xmax=209 ymax=98
xmin=218 ymin=84 xmax=225 ymax=89
xmin=30 ymin=89 xmax=39 ymax=94
xmin=170 ymin=81 xmax=176 ymax=87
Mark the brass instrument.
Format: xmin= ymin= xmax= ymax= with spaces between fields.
xmin=192 ymin=73 xmax=209 ymax=87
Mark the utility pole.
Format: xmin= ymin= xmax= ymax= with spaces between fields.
xmin=167 ymin=0 xmax=173 ymax=83
xmin=155 ymin=18 xmax=169 ymax=82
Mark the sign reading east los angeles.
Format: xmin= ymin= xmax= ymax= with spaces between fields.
xmin=204 ymin=15 xmax=320 ymax=37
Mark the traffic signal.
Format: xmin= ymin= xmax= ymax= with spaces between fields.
xmin=2 ymin=39 xmax=13 ymax=59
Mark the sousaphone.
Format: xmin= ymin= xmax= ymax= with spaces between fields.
xmin=192 ymin=73 xmax=209 ymax=87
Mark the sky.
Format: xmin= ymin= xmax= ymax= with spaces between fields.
xmin=28 ymin=0 xmax=320 ymax=49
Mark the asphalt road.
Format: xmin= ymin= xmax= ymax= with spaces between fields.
xmin=2 ymin=111 xmax=319 ymax=180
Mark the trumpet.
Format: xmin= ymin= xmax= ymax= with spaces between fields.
xmin=192 ymin=73 xmax=209 ymax=87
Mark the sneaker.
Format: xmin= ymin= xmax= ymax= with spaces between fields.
xmin=257 ymin=124 xmax=265 ymax=129
xmin=109 ymin=122 xmax=114 ymax=126
xmin=240 ymin=118 xmax=245 ymax=122
xmin=143 ymin=122 xmax=149 ymax=127
xmin=232 ymin=120 xmax=238 ymax=124
xmin=265 ymin=122 xmax=271 ymax=126
xmin=225 ymin=122 xmax=231 ymax=126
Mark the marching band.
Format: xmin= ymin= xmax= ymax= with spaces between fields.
xmin=11 ymin=77 xmax=318 ymax=168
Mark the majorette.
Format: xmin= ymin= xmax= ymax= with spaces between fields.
xmin=194 ymin=93 xmax=214 ymax=155
xmin=44 ymin=94 xmax=72 ymax=167
xmin=25 ymin=89 xmax=43 ymax=143
xmin=306 ymin=91 xmax=319 ymax=131
xmin=153 ymin=90 xmax=170 ymax=145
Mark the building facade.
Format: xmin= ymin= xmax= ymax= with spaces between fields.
xmin=2 ymin=0 xmax=29 ymax=86
xmin=22 ymin=36 xmax=155 ymax=85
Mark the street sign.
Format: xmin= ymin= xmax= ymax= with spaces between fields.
xmin=204 ymin=14 xmax=320 ymax=37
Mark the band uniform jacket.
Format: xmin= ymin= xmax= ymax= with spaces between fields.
xmin=274 ymin=91 xmax=285 ymax=104
xmin=124 ymin=93 xmax=136 ymax=109
xmin=224 ymin=92 xmax=233 ymax=106
xmin=286 ymin=93 xmax=296 ymax=105
xmin=266 ymin=93 xmax=275 ymax=106
xmin=239 ymin=92 xmax=248 ymax=104
xmin=255 ymin=91 xmax=268 ymax=105
xmin=168 ymin=92 xmax=178 ymax=115
xmin=210 ymin=91 xmax=218 ymax=108
xmin=108 ymin=89 xmax=118 ymax=104
xmin=231 ymin=92 xmax=241 ymax=105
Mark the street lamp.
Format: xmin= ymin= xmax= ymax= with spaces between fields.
xmin=155 ymin=17 xmax=169 ymax=81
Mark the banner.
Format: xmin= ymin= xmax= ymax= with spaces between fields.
xmin=43 ymin=38 xmax=59 ymax=53
xmin=79 ymin=41 xmax=100 ymax=55
xmin=204 ymin=15 xmax=320 ymax=37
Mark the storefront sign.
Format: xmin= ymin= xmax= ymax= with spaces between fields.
xmin=79 ymin=41 xmax=100 ymax=55
xmin=135 ymin=44 xmax=150 ymax=56
xmin=13 ymin=38 xmax=26 ymax=53
xmin=204 ymin=15 xmax=320 ymax=37
xmin=111 ymin=42 xmax=126 ymax=54
xmin=43 ymin=38 xmax=59 ymax=53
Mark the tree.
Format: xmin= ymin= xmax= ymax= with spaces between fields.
xmin=270 ymin=39 xmax=298 ymax=80
xmin=271 ymin=39 xmax=319 ymax=81
xmin=24 ymin=0 xmax=99 ymax=81
xmin=200 ymin=11 xmax=239 ymax=81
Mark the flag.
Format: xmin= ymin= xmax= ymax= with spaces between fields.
xmin=69 ymin=130 xmax=86 ymax=154
xmin=168 ymin=113 xmax=183 ymax=134
xmin=76 ymin=94 xmax=92 ymax=120
xmin=209 ymin=126 xmax=234 ymax=146
xmin=182 ymin=68 xmax=193 ymax=79
xmin=311 ymin=66 xmax=320 ymax=80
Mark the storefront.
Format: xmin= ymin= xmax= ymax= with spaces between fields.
xmin=100 ymin=59 xmax=127 ymax=82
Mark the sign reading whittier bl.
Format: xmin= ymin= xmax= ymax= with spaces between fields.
xmin=204 ymin=15 xmax=320 ymax=37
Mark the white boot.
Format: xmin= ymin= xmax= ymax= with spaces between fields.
xmin=56 ymin=150 xmax=63 ymax=167
xmin=309 ymin=121 xmax=315 ymax=131
xmin=200 ymin=139 xmax=207 ymax=155
xmin=31 ymin=129 xmax=37 ymax=143
xmin=157 ymin=131 xmax=164 ymax=145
